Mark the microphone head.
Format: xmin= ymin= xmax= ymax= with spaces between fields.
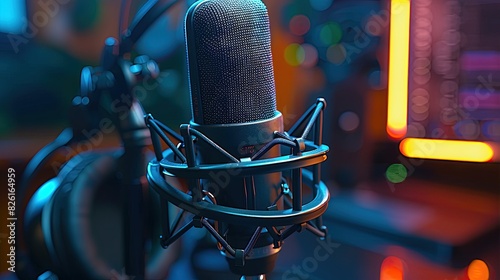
xmin=185 ymin=0 xmax=277 ymax=125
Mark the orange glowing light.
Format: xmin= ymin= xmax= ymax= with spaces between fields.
xmin=387 ymin=0 xmax=411 ymax=139
xmin=400 ymin=138 xmax=494 ymax=162
xmin=468 ymin=259 xmax=489 ymax=280
xmin=380 ymin=256 xmax=404 ymax=280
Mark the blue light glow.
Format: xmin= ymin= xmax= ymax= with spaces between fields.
xmin=309 ymin=0 xmax=333 ymax=11
xmin=0 ymin=0 xmax=26 ymax=34
xmin=24 ymin=178 xmax=59 ymax=221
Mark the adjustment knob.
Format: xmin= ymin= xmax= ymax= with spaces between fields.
xmin=130 ymin=55 xmax=160 ymax=80
xmin=80 ymin=66 xmax=95 ymax=97
xmin=101 ymin=37 xmax=119 ymax=70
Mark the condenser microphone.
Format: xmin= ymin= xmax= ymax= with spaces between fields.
xmin=185 ymin=0 xmax=283 ymax=276
xmin=146 ymin=0 xmax=330 ymax=278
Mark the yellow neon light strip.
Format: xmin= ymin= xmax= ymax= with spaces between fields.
xmin=386 ymin=1 xmax=498 ymax=163
xmin=400 ymin=138 xmax=495 ymax=162
xmin=387 ymin=0 xmax=411 ymax=139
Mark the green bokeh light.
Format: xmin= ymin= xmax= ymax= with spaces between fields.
xmin=385 ymin=164 xmax=408 ymax=184
xmin=320 ymin=22 xmax=343 ymax=46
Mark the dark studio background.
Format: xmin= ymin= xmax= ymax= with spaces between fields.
xmin=0 ymin=0 xmax=499 ymax=279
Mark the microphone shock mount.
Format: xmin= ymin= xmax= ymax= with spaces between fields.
xmin=145 ymin=98 xmax=330 ymax=277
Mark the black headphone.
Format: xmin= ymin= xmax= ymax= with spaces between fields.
xmin=17 ymin=1 xmax=183 ymax=279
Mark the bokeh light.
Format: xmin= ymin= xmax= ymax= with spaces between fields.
xmin=289 ymin=14 xmax=311 ymax=36
xmin=309 ymin=0 xmax=333 ymax=11
xmin=301 ymin=43 xmax=319 ymax=68
xmin=326 ymin=44 xmax=347 ymax=65
xmin=483 ymin=120 xmax=500 ymax=141
xmin=0 ymin=0 xmax=26 ymax=34
xmin=406 ymin=123 xmax=426 ymax=138
xmin=284 ymin=43 xmax=305 ymax=66
xmin=339 ymin=111 xmax=360 ymax=132
xmin=467 ymin=259 xmax=489 ymax=280
xmin=320 ymin=22 xmax=343 ymax=46
xmin=385 ymin=164 xmax=407 ymax=184
xmin=380 ymin=256 xmax=405 ymax=280
xmin=454 ymin=120 xmax=480 ymax=140
xmin=410 ymin=88 xmax=430 ymax=122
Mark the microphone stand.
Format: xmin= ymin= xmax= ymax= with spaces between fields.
xmin=81 ymin=35 xmax=161 ymax=278
xmin=79 ymin=0 xmax=180 ymax=277
xmin=118 ymin=99 xmax=151 ymax=279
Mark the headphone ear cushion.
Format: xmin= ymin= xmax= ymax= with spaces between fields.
xmin=22 ymin=151 xmax=104 ymax=277
xmin=22 ymin=177 xmax=62 ymax=276
xmin=39 ymin=150 xmax=178 ymax=278
xmin=47 ymin=151 xmax=119 ymax=278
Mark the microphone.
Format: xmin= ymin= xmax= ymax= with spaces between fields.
xmin=145 ymin=0 xmax=330 ymax=278
xmin=185 ymin=0 xmax=283 ymax=275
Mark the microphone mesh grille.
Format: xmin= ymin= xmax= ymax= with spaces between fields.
xmin=187 ymin=0 xmax=277 ymax=124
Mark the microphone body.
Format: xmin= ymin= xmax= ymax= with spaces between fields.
xmin=185 ymin=0 xmax=283 ymax=275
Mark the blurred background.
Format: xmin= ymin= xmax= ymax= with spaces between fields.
xmin=0 ymin=0 xmax=499 ymax=279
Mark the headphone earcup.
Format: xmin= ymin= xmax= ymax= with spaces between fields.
xmin=23 ymin=152 xmax=103 ymax=277
xmin=24 ymin=150 xmax=179 ymax=279
xmin=23 ymin=177 xmax=62 ymax=275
